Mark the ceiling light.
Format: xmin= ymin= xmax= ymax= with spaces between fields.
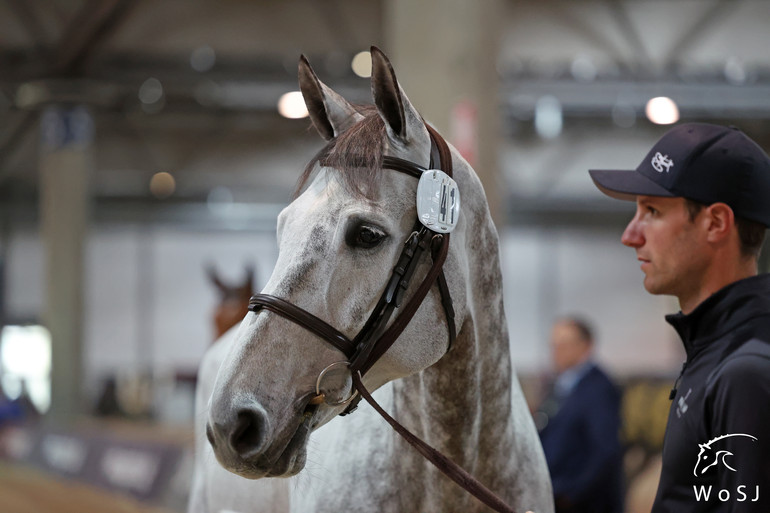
xmin=149 ymin=172 xmax=176 ymax=198
xmin=138 ymin=78 xmax=163 ymax=104
xmin=277 ymin=91 xmax=308 ymax=119
xmin=351 ymin=51 xmax=372 ymax=78
xmin=645 ymin=97 xmax=679 ymax=125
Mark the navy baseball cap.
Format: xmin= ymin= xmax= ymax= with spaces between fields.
xmin=589 ymin=123 xmax=770 ymax=227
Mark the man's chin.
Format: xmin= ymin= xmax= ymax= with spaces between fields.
xmin=642 ymin=275 xmax=663 ymax=295
xmin=643 ymin=279 xmax=676 ymax=299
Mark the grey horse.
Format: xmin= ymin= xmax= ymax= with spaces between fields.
xmin=188 ymin=47 xmax=553 ymax=513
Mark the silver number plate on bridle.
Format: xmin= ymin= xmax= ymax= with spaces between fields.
xmin=416 ymin=169 xmax=460 ymax=233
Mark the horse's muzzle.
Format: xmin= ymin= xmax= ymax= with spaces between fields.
xmin=206 ymin=400 xmax=271 ymax=465
xmin=206 ymin=396 xmax=317 ymax=478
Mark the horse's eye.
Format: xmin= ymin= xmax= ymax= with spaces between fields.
xmin=346 ymin=223 xmax=387 ymax=249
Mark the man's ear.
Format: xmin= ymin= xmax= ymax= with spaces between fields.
xmin=704 ymin=203 xmax=735 ymax=244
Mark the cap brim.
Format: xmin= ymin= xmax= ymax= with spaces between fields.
xmin=589 ymin=169 xmax=675 ymax=201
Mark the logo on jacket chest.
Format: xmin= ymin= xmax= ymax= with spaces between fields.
xmin=676 ymin=388 xmax=692 ymax=418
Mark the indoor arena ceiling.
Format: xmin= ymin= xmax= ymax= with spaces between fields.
xmin=1 ymin=0 xmax=769 ymax=226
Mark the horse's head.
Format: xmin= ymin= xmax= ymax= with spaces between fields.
xmin=207 ymin=265 xmax=256 ymax=340
xmin=205 ymin=48 xmax=472 ymax=478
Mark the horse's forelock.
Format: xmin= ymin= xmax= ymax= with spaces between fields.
xmin=296 ymin=105 xmax=386 ymax=200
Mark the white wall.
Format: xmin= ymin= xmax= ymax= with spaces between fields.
xmin=501 ymin=226 xmax=685 ymax=378
xmin=3 ymin=225 xmax=278 ymax=393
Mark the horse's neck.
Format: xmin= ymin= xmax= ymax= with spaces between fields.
xmin=293 ymin=173 xmax=553 ymax=512
xmin=394 ymin=218 xmax=515 ymax=479
xmin=386 ymin=211 xmax=554 ymax=513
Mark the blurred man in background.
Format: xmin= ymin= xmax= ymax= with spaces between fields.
xmin=536 ymin=316 xmax=624 ymax=513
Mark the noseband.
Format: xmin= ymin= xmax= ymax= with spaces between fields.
xmin=248 ymin=123 xmax=456 ymax=413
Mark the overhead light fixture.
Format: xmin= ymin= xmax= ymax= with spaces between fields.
xmin=570 ymin=54 xmax=597 ymax=83
xmin=149 ymin=171 xmax=176 ymax=198
xmin=534 ymin=95 xmax=563 ymax=139
xmin=190 ymin=45 xmax=216 ymax=73
xmin=139 ymin=77 xmax=165 ymax=114
xmin=277 ymin=91 xmax=308 ymax=119
xmin=645 ymin=97 xmax=679 ymax=125
xmin=138 ymin=78 xmax=163 ymax=105
xmin=612 ymin=101 xmax=637 ymax=128
xmin=351 ymin=51 xmax=372 ymax=78
xmin=724 ymin=57 xmax=747 ymax=85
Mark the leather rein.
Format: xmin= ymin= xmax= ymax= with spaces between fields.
xmin=247 ymin=124 xmax=517 ymax=513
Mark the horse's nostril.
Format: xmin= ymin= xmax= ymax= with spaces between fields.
xmin=229 ymin=409 xmax=268 ymax=457
xmin=206 ymin=423 xmax=216 ymax=447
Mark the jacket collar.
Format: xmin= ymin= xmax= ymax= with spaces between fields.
xmin=665 ymin=274 xmax=770 ymax=356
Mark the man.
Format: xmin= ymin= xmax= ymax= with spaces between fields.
xmin=589 ymin=123 xmax=770 ymax=512
xmin=536 ymin=317 xmax=623 ymax=513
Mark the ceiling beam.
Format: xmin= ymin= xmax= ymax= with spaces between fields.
xmin=5 ymin=0 xmax=51 ymax=58
xmin=606 ymin=0 xmax=652 ymax=73
xmin=53 ymin=0 xmax=135 ymax=75
xmin=663 ymin=0 xmax=740 ymax=72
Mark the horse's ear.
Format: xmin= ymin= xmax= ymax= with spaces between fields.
xmin=298 ymin=55 xmax=363 ymax=141
xmin=244 ymin=264 xmax=256 ymax=295
xmin=370 ymin=46 xmax=424 ymax=147
xmin=206 ymin=264 xmax=227 ymax=294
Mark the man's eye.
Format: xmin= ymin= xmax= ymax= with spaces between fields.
xmin=346 ymin=224 xmax=387 ymax=249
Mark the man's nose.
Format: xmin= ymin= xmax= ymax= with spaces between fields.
xmin=621 ymin=217 xmax=644 ymax=248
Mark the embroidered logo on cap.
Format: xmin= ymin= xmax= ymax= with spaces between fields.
xmin=651 ymin=152 xmax=674 ymax=173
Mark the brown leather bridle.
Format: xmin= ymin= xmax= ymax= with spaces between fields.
xmin=246 ymin=124 xmax=518 ymax=513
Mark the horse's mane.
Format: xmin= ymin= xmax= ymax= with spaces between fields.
xmin=296 ymin=105 xmax=387 ymax=199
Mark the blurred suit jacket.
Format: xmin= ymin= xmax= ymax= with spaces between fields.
xmin=537 ymin=363 xmax=624 ymax=513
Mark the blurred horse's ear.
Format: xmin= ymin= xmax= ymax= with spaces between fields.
xmin=244 ymin=264 xmax=256 ymax=295
xmin=299 ymin=55 xmax=364 ymax=141
xmin=206 ymin=264 xmax=227 ymax=295
xmin=370 ymin=46 xmax=424 ymax=148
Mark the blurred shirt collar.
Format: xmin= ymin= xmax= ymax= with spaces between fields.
xmin=554 ymin=359 xmax=594 ymax=398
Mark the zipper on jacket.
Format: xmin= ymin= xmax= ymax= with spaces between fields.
xmin=669 ymin=361 xmax=687 ymax=400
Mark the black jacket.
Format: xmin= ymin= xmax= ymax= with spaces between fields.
xmin=652 ymin=274 xmax=770 ymax=512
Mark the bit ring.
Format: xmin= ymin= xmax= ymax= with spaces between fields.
xmin=314 ymin=361 xmax=358 ymax=406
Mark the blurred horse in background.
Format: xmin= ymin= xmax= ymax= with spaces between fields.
xmin=207 ymin=265 xmax=256 ymax=340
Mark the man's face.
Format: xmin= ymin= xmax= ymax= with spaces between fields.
xmin=550 ymin=322 xmax=590 ymax=374
xmin=621 ymin=195 xmax=709 ymax=299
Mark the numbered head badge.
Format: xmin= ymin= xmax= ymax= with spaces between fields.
xmin=416 ymin=169 xmax=460 ymax=233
